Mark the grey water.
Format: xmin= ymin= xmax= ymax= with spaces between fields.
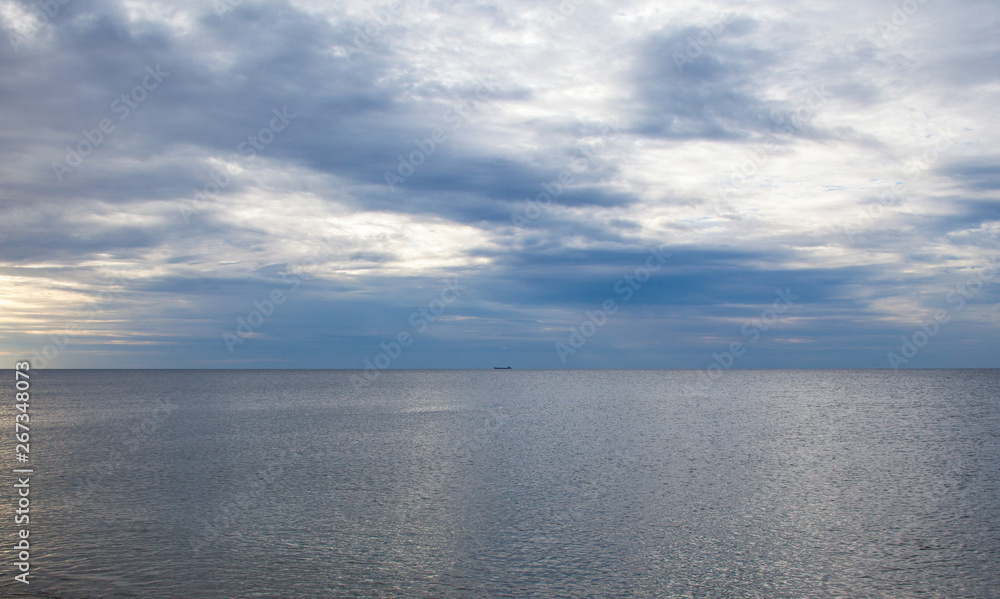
xmin=1 ymin=369 xmax=998 ymax=598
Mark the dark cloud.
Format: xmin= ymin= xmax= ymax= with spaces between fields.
xmin=630 ymin=18 xmax=787 ymax=139
xmin=939 ymin=159 xmax=1000 ymax=192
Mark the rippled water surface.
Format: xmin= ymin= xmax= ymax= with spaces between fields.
xmin=1 ymin=369 xmax=998 ymax=598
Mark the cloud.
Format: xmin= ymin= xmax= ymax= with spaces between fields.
xmin=0 ymin=0 xmax=998 ymax=368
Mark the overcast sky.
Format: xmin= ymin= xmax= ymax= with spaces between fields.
xmin=1 ymin=0 xmax=998 ymax=369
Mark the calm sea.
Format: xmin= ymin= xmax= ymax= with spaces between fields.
xmin=1 ymin=370 xmax=998 ymax=598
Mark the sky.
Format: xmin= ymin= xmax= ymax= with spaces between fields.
xmin=1 ymin=0 xmax=998 ymax=370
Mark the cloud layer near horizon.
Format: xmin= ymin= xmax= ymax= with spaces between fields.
xmin=1 ymin=0 xmax=998 ymax=369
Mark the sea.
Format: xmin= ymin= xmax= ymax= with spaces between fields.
xmin=1 ymin=369 xmax=998 ymax=598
